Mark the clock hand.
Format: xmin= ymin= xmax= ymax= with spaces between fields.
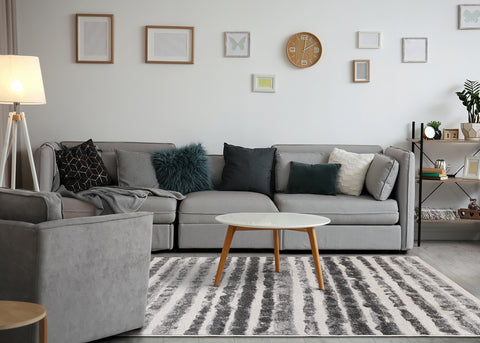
xmin=303 ymin=43 xmax=317 ymax=52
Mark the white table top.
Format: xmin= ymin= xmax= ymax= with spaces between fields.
xmin=215 ymin=212 xmax=330 ymax=229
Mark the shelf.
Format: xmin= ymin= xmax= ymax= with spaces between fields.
xmin=416 ymin=177 xmax=480 ymax=183
xmin=408 ymin=138 xmax=480 ymax=143
xmin=419 ymin=219 xmax=480 ymax=223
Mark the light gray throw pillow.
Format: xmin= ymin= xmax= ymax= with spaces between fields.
xmin=116 ymin=149 xmax=159 ymax=188
xmin=365 ymin=154 xmax=399 ymax=201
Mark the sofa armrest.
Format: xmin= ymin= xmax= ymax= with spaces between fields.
xmin=0 ymin=212 xmax=153 ymax=342
xmin=384 ymin=146 xmax=415 ymax=250
xmin=34 ymin=142 xmax=60 ymax=192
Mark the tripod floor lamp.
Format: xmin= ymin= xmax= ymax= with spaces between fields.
xmin=0 ymin=55 xmax=46 ymax=191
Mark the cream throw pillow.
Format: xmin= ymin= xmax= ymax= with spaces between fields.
xmin=328 ymin=148 xmax=374 ymax=196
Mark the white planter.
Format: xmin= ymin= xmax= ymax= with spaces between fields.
xmin=461 ymin=123 xmax=480 ymax=141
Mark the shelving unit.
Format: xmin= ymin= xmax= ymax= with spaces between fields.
xmin=410 ymin=121 xmax=480 ymax=246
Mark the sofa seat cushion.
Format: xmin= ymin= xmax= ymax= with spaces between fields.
xmin=179 ymin=190 xmax=278 ymax=224
xmin=137 ymin=196 xmax=176 ymax=224
xmin=274 ymin=193 xmax=399 ymax=225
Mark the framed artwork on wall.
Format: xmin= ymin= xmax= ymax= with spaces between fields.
xmin=224 ymin=32 xmax=250 ymax=57
xmin=353 ymin=60 xmax=370 ymax=83
xmin=145 ymin=26 xmax=194 ymax=64
xmin=402 ymin=37 xmax=428 ymax=63
xmin=458 ymin=4 xmax=480 ymax=29
xmin=463 ymin=156 xmax=480 ymax=179
xmin=252 ymin=74 xmax=276 ymax=93
xmin=357 ymin=32 xmax=381 ymax=49
xmin=76 ymin=14 xmax=114 ymax=63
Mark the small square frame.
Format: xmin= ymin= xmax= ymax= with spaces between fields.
xmin=402 ymin=37 xmax=428 ymax=63
xmin=145 ymin=26 xmax=194 ymax=64
xmin=463 ymin=156 xmax=480 ymax=179
xmin=252 ymin=74 xmax=276 ymax=93
xmin=76 ymin=14 xmax=114 ymax=63
xmin=443 ymin=128 xmax=459 ymax=140
xmin=224 ymin=32 xmax=250 ymax=57
xmin=357 ymin=32 xmax=381 ymax=49
xmin=459 ymin=5 xmax=480 ymax=30
xmin=353 ymin=60 xmax=370 ymax=83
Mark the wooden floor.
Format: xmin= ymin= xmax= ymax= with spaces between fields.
xmin=95 ymin=241 xmax=480 ymax=343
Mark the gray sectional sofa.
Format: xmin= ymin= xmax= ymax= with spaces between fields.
xmin=35 ymin=142 xmax=415 ymax=252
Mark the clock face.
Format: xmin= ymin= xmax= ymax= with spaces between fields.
xmin=286 ymin=32 xmax=322 ymax=68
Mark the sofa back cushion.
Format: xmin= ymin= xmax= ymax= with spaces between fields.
xmin=60 ymin=141 xmax=175 ymax=184
xmin=0 ymin=188 xmax=63 ymax=223
xmin=116 ymin=149 xmax=159 ymax=188
xmin=273 ymin=144 xmax=383 ymax=193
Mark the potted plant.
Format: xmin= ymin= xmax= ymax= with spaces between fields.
xmin=427 ymin=120 xmax=442 ymax=140
xmin=456 ymin=79 xmax=480 ymax=140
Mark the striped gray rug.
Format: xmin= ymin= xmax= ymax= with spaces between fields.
xmin=127 ymin=256 xmax=480 ymax=336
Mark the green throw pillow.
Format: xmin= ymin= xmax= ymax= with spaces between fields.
xmin=286 ymin=162 xmax=341 ymax=195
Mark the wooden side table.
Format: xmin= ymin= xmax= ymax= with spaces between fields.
xmin=0 ymin=301 xmax=47 ymax=343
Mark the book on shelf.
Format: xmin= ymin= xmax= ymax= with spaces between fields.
xmin=419 ymin=167 xmax=445 ymax=174
xmin=419 ymin=172 xmax=447 ymax=177
xmin=421 ymin=175 xmax=448 ymax=180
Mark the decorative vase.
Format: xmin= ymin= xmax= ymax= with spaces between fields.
xmin=434 ymin=129 xmax=442 ymax=140
xmin=461 ymin=123 xmax=480 ymax=140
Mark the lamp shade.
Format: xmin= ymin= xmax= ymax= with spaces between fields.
xmin=0 ymin=55 xmax=46 ymax=105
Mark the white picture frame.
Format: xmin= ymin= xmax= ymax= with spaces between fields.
xmin=224 ymin=32 xmax=250 ymax=57
xmin=76 ymin=14 xmax=114 ymax=63
xmin=459 ymin=4 xmax=480 ymax=29
xmin=353 ymin=60 xmax=370 ymax=83
xmin=463 ymin=156 xmax=480 ymax=179
xmin=252 ymin=74 xmax=276 ymax=93
xmin=357 ymin=32 xmax=381 ymax=49
xmin=402 ymin=37 xmax=428 ymax=63
xmin=145 ymin=26 xmax=194 ymax=64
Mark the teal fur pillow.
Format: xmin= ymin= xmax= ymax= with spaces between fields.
xmin=286 ymin=161 xmax=341 ymax=195
xmin=151 ymin=143 xmax=212 ymax=194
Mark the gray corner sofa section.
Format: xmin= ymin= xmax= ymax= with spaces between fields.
xmin=35 ymin=141 xmax=176 ymax=251
xmin=0 ymin=187 xmax=153 ymax=343
xmin=35 ymin=142 xmax=415 ymax=252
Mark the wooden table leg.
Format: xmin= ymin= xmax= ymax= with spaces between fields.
xmin=39 ymin=315 xmax=48 ymax=343
xmin=214 ymin=226 xmax=236 ymax=286
xmin=273 ymin=230 xmax=280 ymax=272
xmin=307 ymin=227 xmax=324 ymax=290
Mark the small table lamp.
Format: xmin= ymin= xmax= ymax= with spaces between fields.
xmin=0 ymin=55 xmax=46 ymax=191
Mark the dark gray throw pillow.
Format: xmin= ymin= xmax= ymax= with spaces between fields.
xmin=219 ymin=143 xmax=276 ymax=197
xmin=116 ymin=150 xmax=159 ymax=188
xmin=151 ymin=143 xmax=212 ymax=194
xmin=286 ymin=161 xmax=341 ymax=195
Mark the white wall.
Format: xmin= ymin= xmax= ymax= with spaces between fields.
xmin=15 ymin=0 xmax=478 ymax=153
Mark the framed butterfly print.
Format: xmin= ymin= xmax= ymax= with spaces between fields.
xmin=224 ymin=32 xmax=250 ymax=57
xmin=459 ymin=5 xmax=480 ymax=29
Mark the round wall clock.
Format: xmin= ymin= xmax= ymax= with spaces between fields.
xmin=286 ymin=32 xmax=322 ymax=68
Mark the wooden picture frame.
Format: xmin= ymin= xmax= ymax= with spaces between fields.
xmin=224 ymin=32 xmax=250 ymax=57
xmin=353 ymin=60 xmax=370 ymax=83
xmin=145 ymin=26 xmax=194 ymax=64
xmin=443 ymin=128 xmax=459 ymax=140
xmin=459 ymin=5 xmax=480 ymax=29
xmin=402 ymin=38 xmax=428 ymax=63
xmin=357 ymin=32 xmax=381 ymax=49
xmin=76 ymin=14 xmax=114 ymax=63
xmin=252 ymin=74 xmax=276 ymax=93
xmin=463 ymin=156 xmax=480 ymax=179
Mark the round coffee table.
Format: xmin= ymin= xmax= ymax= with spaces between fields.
xmin=0 ymin=300 xmax=47 ymax=342
xmin=214 ymin=212 xmax=331 ymax=290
